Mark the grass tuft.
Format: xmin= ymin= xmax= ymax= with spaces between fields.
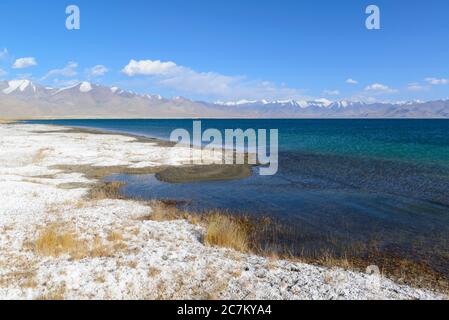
xmin=141 ymin=201 xmax=252 ymax=253
xmin=36 ymin=285 xmax=66 ymax=300
xmin=107 ymin=231 xmax=124 ymax=242
xmin=34 ymin=226 xmax=86 ymax=259
xmin=87 ymin=182 xmax=125 ymax=201
xmin=90 ymin=236 xmax=114 ymax=258
xmin=33 ymin=225 xmax=128 ymax=260
xmin=204 ymin=213 xmax=250 ymax=252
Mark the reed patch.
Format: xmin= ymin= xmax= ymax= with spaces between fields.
xmin=34 ymin=225 xmax=86 ymax=259
xmin=87 ymin=181 xmax=125 ymax=200
xmin=204 ymin=213 xmax=250 ymax=252
xmin=32 ymin=224 xmax=128 ymax=260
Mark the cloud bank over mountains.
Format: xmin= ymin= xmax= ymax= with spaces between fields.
xmin=1 ymin=79 xmax=449 ymax=119
xmin=120 ymin=59 xmax=306 ymax=102
xmin=0 ymin=47 xmax=448 ymax=104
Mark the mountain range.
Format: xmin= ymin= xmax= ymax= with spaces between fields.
xmin=1 ymin=79 xmax=449 ymax=119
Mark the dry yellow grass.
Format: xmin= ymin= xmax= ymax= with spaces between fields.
xmin=90 ymin=236 xmax=114 ymax=258
xmin=107 ymin=231 xmax=124 ymax=242
xmin=36 ymin=285 xmax=66 ymax=300
xmin=204 ymin=214 xmax=250 ymax=252
xmin=87 ymin=182 xmax=125 ymax=200
xmin=148 ymin=267 xmax=161 ymax=277
xmin=33 ymin=225 xmax=128 ymax=260
xmin=141 ymin=202 xmax=252 ymax=253
xmin=139 ymin=201 xmax=201 ymax=225
xmin=74 ymin=199 xmax=88 ymax=209
xmin=0 ymin=270 xmax=37 ymax=289
xmin=34 ymin=226 xmax=87 ymax=259
xmin=144 ymin=201 xmax=182 ymax=221
xmin=316 ymin=251 xmax=353 ymax=270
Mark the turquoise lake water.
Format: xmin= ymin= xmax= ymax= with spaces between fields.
xmin=27 ymin=119 xmax=449 ymax=275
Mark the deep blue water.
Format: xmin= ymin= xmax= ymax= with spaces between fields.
xmin=27 ymin=119 xmax=449 ymax=274
xmin=27 ymin=119 xmax=449 ymax=165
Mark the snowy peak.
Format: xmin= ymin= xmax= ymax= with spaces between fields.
xmin=51 ymin=82 xmax=95 ymax=95
xmin=145 ymin=94 xmax=163 ymax=100
xmin=172 ymin=96 xmax=190 ymax=102
xmin=215 ymin=98 xmax=336 ymax=108
xmin=0 ymin=78 xmax=448 ymax=119
xmin=216 ymin=99 xmax=260 ymax=106
xmin=0 ymin=79 xmax=162 ymax=102
xmin=79 ymin=81 xmax=93 ymax=93
xmin=3 ymin=80 xmax=37 ymax=95
xmin=213 ymin=99 xmax=374 ymax=110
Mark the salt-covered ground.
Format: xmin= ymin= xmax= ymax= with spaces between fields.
xmin=0 ymin=123 xmax=445 ymax=300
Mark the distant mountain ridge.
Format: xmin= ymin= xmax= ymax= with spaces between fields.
xmin=1 ymin=79 xmax=449 ymax=119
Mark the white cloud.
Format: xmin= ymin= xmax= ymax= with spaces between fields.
xmin=86 ymin=65 xmax=109 ymax=77
xmin=406 ymin=83 xmax=428 ymax=92
xmin=122 ymin=59 xmax=178 ymax=76
xmin=0 ymin=48 xmax=9 ymax=61
xmin=42 ymin=62 xmax=78 ymax=79
xmin=0 ymin=68 xmax=7 ymax=77
xmin=425 ymin=77 xmax=448 ymax=85
xmin=12 ymin=57 xmax=37 ymax=69
xmin=121 ymin=59 xmax=306 ymax=100
xmin=323 ymin=89 xmax=340 ymax=96
xmin=346 ymin=78 xmax=358 ymax=84
xmin=364 ymin=83 xmax=397 ymax=94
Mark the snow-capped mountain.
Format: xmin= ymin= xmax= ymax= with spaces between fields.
xmin=2 ymin=80 xmax=37 ymax=95
xmin=0 ymin=80 xmax=164 ymax=100
xmin=0 ymin=79 xmax=449 ymax=119
xmin=0 ymin=80 xmax=226 ymax=119
xmin=215 ymin=99 xmax=361 ymax=109
xmin=210 ymin=99 xmax=449 ymax=118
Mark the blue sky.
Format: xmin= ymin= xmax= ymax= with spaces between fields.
xmin=0 ymin=0 xmax=449 ymax=102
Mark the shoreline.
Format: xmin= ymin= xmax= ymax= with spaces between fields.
xmin=0 ymin=122 xmax=446 ymax=300
xmin=28 ymin=124 xmax=254 ymax=183
xmin=58 ymin=123 xmax=449 ymax=292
